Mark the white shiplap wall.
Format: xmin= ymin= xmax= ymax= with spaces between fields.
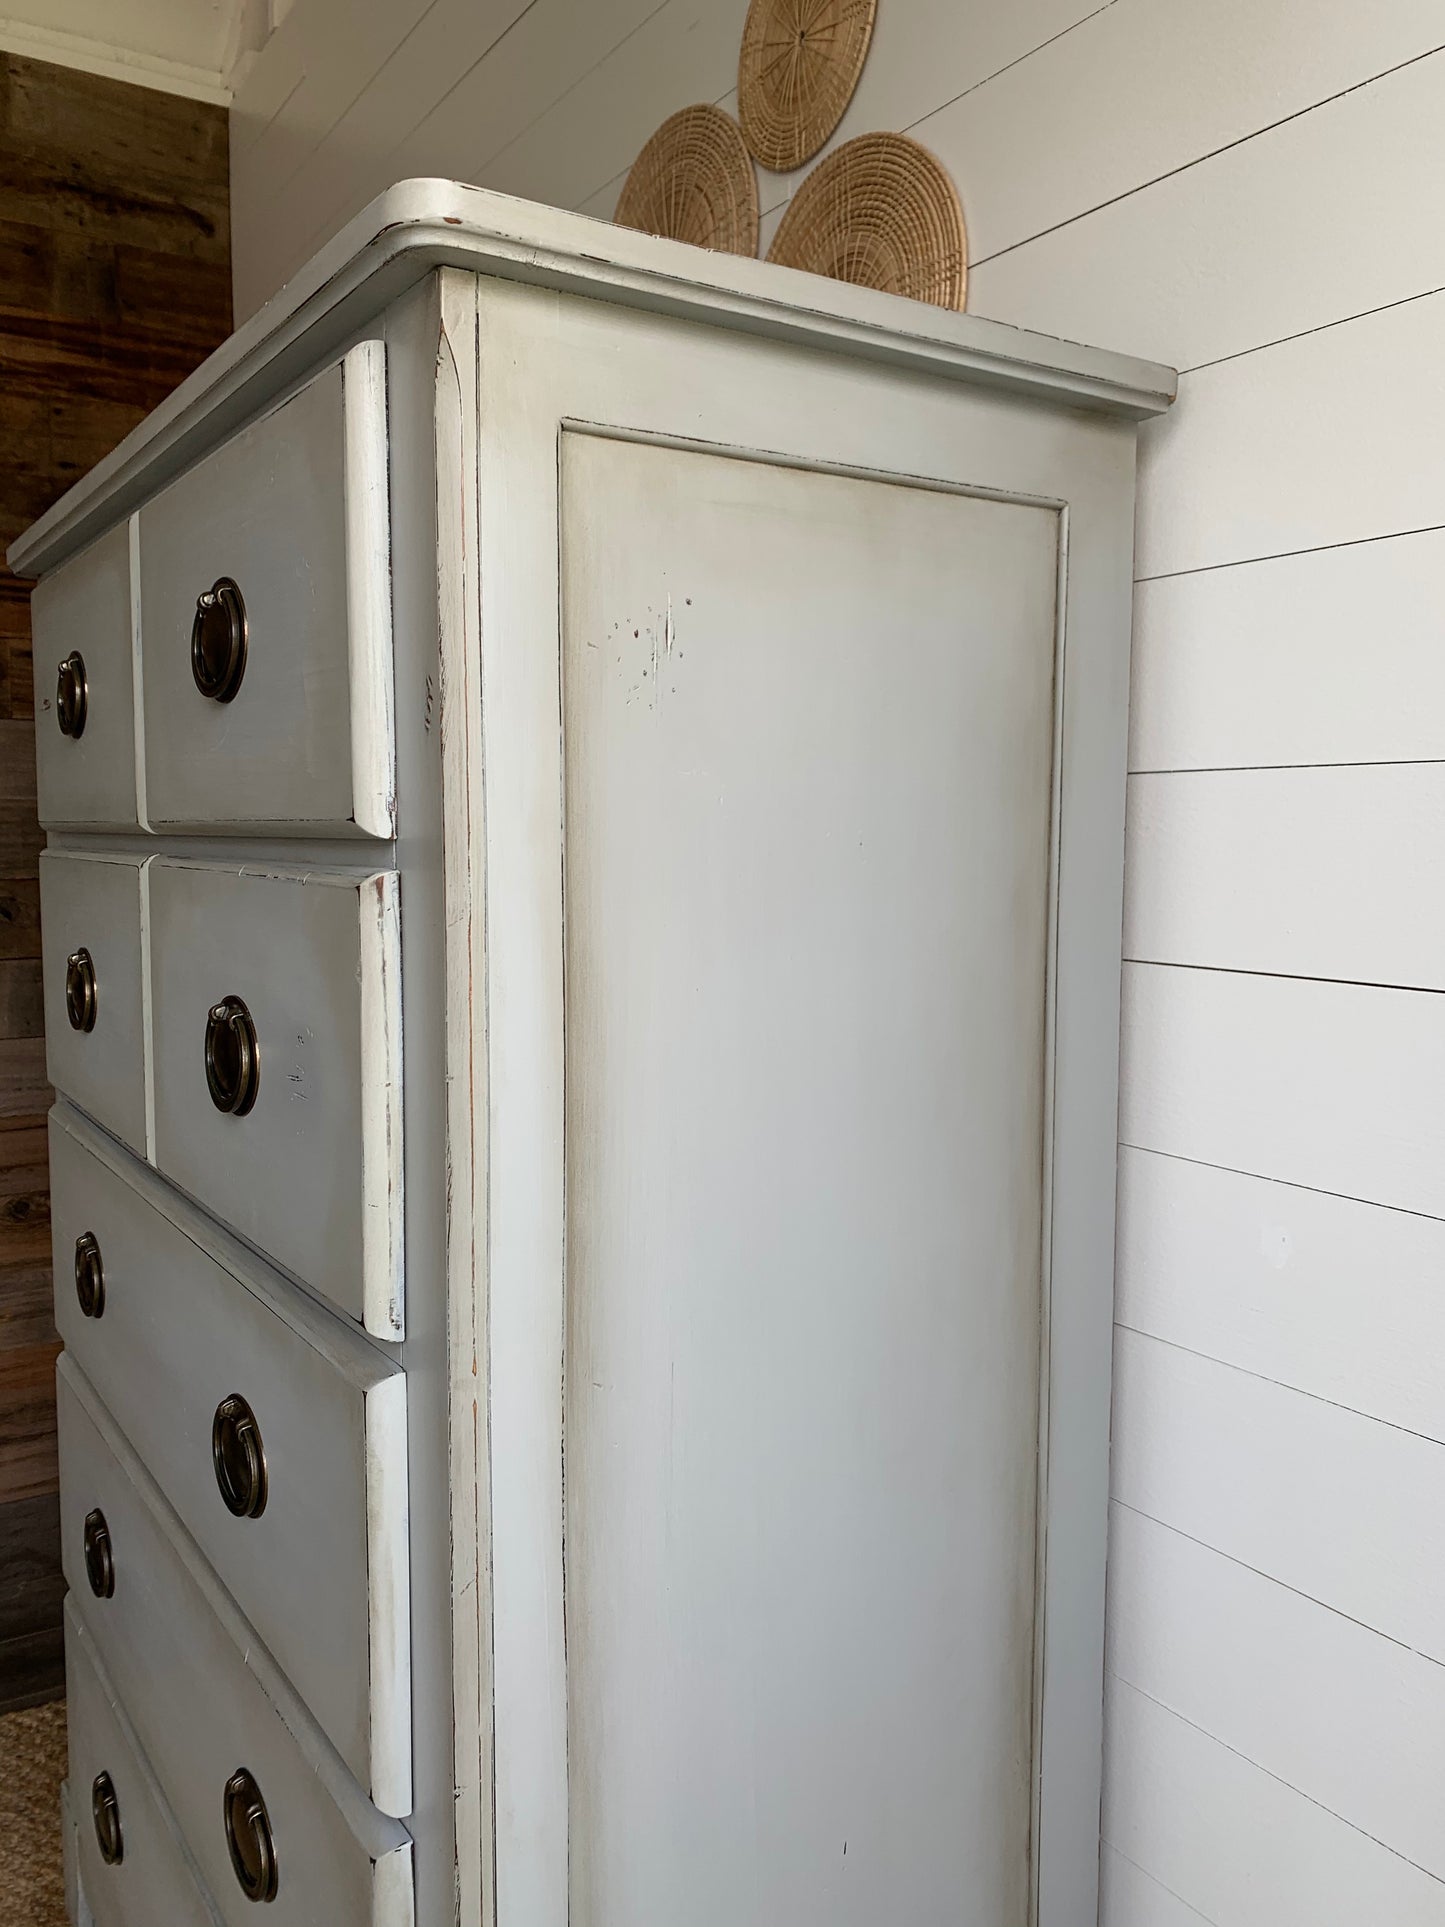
xmin=229 ymin=4 xmax=1445 ymax=1918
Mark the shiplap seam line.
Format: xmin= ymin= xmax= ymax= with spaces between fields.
xmin=1101 ymin=1841 xmax=1219 ymax=1926
xmin=1114 ymin=1322 xmax=1445 ymax=1451
xmin=1121 ymin=954 xmax=1445 ymax=999
xmin=249 ymin=67 xmax=308 ymax=161
xmin=969 ymin=38 xmax=1445 ymax=270
xmin=1103 ymin=1672 xmax=1445 ymax=1893
xmin=573 ymin=74 xmax=740 ymax=216
xmin=1131 ymin=756 xmax=1445 ymax=777
xmin=1178 ymin=279 xmax=1445 ymax=378
xmin=754 ymin=0 xmax=1124 ymax=220
xmin=1136 ymin=518 xmax=1445 ymax=586
xmin=1118 ymin=1139 xmax=1445 ymax=1235
xmin=1111 ymin=1500 xmax=1444 ymax=1670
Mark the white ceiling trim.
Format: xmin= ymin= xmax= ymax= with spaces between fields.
xmin=0 ymin=15 xmax=231 ymax=103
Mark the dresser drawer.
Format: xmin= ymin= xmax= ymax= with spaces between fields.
xmin=59 ymin=1357 xmax=414 ymax=1927
xmin=51 ymin=1103 xmax=411 ymax=1815
xmin=138 ymin=341 xmax=393 ymax=836
xmin=31 ymin=521 xmax=140 ymax=830
xmin=66 ymin=1603 xmax=222 ymax=1927
xmin=147 ymin=858 xmax=403 ymax=1335
xmin=40 ymin=851 xmax=148 ymax=1155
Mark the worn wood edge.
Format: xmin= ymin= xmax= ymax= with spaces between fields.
xmin=360 ymin=869 xmax=406 ymax=1340
xmin=129 ymin=516 xmax=149 ymax=834
xmin=58 ymin=1352 xmax=413 ymax=1860
xmin=48 ymin=1102 xmax=400 ymax=1394
xmin=364 ymin=1370 xmax=414 ymax=1820
xmin=63 ymin=1603 xmax=227 ymax=1925
xmin=343 ymin=339 xmax=398 ymax=839
xmin=436 ymin=267 xmax=494 ymax=1927
xmin=138 ymin=853 xmax=156 ymax=1163
xmin=9 ymin=179 xmax=1175 ymax=578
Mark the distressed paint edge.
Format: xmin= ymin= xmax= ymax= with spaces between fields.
xmin=361 ymin=868 xmax=406 ymax=1340
xmin=344 ymin=338 xmax=399 ymax=839
xmin=365 ymin=1369 xmax=415 ymax=1820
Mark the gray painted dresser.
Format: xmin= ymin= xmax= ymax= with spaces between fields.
xmin=10 ymin=181 xmax=1173 ymax=1927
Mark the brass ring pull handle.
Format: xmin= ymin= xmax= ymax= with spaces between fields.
xmin=191 ymin=577 xmax=248 ymax=703
xmin=84 ymin=1507 xmax=115 ymax=1599
xmin=213 ymin=1394 xmax=268 ymax=1519
xmin=205 ymin=996 xmax=260 ymax=1116
xmin=65 ymin=949 xmax=98 ymax=1033
xmin=56 ymin=652 xmax=88 ymax=737
xmin=75 ymin=1231 xmax=105 ymax=1319
xmin=92 ymin=1772 xmax=124 ymax=1866
xmin=224 ymin=1768 xmax=278 ymax=1903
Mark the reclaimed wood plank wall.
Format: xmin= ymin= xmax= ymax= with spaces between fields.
xmin=0 ymin=51 xmax=229 ymax=1711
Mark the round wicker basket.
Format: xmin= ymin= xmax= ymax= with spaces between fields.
xmin=614 ymin=104 xmax=760 ymax=257
xmin=738 ymin=0 xmax=876 ymax=172
xmin=767 ymin=132 xmax=967 ymax=309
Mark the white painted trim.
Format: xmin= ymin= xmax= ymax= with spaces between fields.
xmin=0 ymin=17 xmax=231 ymax=104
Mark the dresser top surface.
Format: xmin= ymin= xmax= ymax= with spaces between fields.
xmin=10 ymin=177 xmax=1175 ymax=576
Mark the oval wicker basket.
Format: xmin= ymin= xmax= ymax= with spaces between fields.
xmin=738 ymin=0 xmax=876 ymax=173
xmin=615 ymin=104 xmax=760 ymax=257
xmin=767 ymin=132 xmax=967 ymax=310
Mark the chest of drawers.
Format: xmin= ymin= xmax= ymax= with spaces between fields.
xmin=12 ymin=180 xmax=1173 ymax=1927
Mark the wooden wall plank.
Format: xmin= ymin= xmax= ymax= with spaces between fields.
xmin=0 ymin=49 xmax=229 ymax=1707
xmin=1107 ymin=1504 xmax=1445 ymax=1878
xmin=1136 ymin=288 xmax=1445 ymax=580
xmin=1124 ymin=764 xmax=1445 ymax=989
xmin=1097 ymin=1846 xmax=1212 ymax=1927
xmin=1120 ymin=962 xmax=1445 ymax=1219
xmin=906 ymin=0 xmax=1445 ymax=263
xmin=1103 ymin=1679 xmax=1445 ymax=1926
xmin=1128 ymin=530 xmax=1445 ymax=773
xmin=968 ymin=48 xmax=1445 ymax=370
xmin=1113 ymin=1327 xmax=1445 ymax=1655
xmin=1116 ymin=1147 xmax=1445 ymax=1439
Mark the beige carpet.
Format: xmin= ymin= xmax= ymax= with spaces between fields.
xmin=0 ymin=1700 xmax=68 ymax=1926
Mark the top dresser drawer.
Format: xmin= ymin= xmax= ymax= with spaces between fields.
xmin=138 ymin=341 xmax=394 ymax=837
xmin=32 ymin=521 xmax=139 ymax=830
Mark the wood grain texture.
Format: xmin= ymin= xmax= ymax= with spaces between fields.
xmin=0 ymin=48 xmax=229 ymax=1707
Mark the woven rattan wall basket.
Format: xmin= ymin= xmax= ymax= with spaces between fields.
xmin=767 ymin=132 xmax=967 ymax=310
xmin=614 ymin=104 xmax=760 ymax=257
xmin=738 ymin=0 xmax=877 ymax=172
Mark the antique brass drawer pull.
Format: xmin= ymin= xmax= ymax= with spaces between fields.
xmin=205 ymin=995 xmax=260 ymax=1116
xmin=224 ymin=1768 xmax=278 ymax=1903
xmin=92 ymin=1772 xmax=123 ymax=1866
xmin=65 ymin=948 xmax=98 ymax=1033
xmin=213 ymin=1394 xmax=268 ymax=1519
xmin=191 ymin=577 xmax=248 ymax=703
xmin=56 ymin=651 xmax=88 ymax=738
xmin=84 ymin=1507 xmax=115 ymax=1599
xmin=74 ymin=1231 xmax=105 ymax=1319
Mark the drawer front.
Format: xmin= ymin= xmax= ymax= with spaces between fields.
xmin=66 ymin=1605 xmax=222 ymax=1927
xmin=51 ymin=1104 xmax=411 ymax=1814
xmin=148 ymin=859 xmax=403 ymax=1335
xmin=138 ymin=341 xmax=393 ymax=836
xmin=32 ymin=521 xmax=140 ymax=830
xmin=40 ymin=851 xmax=148 ymax=1154
xmin=58 ymin=1358 xmax=413 ymax=1927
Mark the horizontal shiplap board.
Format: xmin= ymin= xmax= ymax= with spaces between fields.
xmin=1113 ymin=1327 xmax=1445 ymax=1655
xmin=1119 ymin=961 xmax=1445 ymax=1219
xmin=969 ymin=46 xmax=1445 ymax=369
xmin=1100 ymin=1845 xmax=1212 ymax=1927
xmin=1123 ymin=764 xmax=1445 ymax=988
xmin=1128 ymin=529 xmax=1445 ymax=772
xmin=1108 ymin=1505 xmax=1445 ymax=1879
xmin=909 ymin=0 xmax=1445 ymax=265
xmin=1104 ymin=1678 xmax=1445 ymax=1926
xmin=1116 ymin=1147 xmax=1445 ymax=1439
xmin=482 ymin=0 xmax=751 ymax=218
xmin=1136 ymin=286 xmax=1445 ymax=579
